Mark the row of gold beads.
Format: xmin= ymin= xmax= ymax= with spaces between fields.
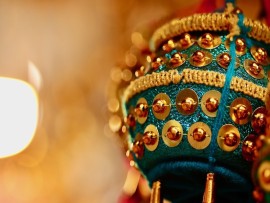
xmin=127 ymin=89 xmax=266 ymax=133
xmin=131 ymin=120 xmax=264 ymax=162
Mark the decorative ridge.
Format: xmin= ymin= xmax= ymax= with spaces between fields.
xmin=150 ymin=12 xmax=270 ymax=51
xmin=123 ymin=68 xmax=266 ymax=102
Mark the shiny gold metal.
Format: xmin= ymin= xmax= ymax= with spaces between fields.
xmin=225 ymin=38 xmax=247 ymax=55
xmin=126 ymin=113 xmax=136 ymax=128
xmin=217 ymin=124 xmax=240 ymax=152
xmin=169 ymin=53 xmax=186 ymax=68
xmin=244 ymin=59 xmax=265 ymax=79
xmin=188 ymin=122 xmax=211 ymax=150
xmin=179 ymin=33 xmax=195 ymax=49
xmin=143 ymin=124 xmax=159 ymax=151
xmin=151 ymin=57 xmax=164 ymax=71
xmin=152 ymin=93 xmax=171 ymax=120
xmin=135 ymin=65 xmax=146 ymax=77
xmin=135 ymin=98 xmax=148 ymax=124
xmin=242 ymin=134 xmax=257 ymax=162
xmin=162 ymin=120 xmax=183 ymax=147
xmin=251 ymin=46 xmax=270 ymax=65
xmin=216 ymin=53 xmax=240 ymax=69
xmin=230 ymin=97 xmax=252 ymax=125
xmin=190 ymin=50 xmax=212 ymax=67
xmin=162 ymin=40 xmax=175 ymax=52
xmin=258 ymin=161 xmax=270 ymax=192
xmin=251 ymin=106 xmax=267 ymax=134
xmin=201 ymin=90 xmax=221 ymax=117
xmin=198 ymin=33 xmax=221 ymax=49
xmin=132 ymin=134 xmax=144 ymax=159
xmin=150 ymin=181 xmax=162 ymax=203
xmin=202 ymin=173 xmax=215 ymax=203
xmin=176 ymin=88 xmax=198 ymax=115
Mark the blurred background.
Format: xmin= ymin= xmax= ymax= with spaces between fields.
xmin=0 ymin=0 xmax=265 ymax=203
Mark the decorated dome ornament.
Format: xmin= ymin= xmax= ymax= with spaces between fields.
xmin=108 ymin=0 xmax=270 ymax=202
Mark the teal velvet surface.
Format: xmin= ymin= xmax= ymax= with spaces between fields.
xmin=126 ymin=31 xmax=269 ymax=202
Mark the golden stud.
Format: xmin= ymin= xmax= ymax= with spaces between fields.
xmin=201 ymin=90 xmax=221 ymax=117
xmin=217 ymin=124 xmax=240 ymax=152
xmin=169 ymin=53 xmax=186 ymax=68
xmin=251 ymin=46 xmax=269 ymax=65
xmin=225 ymin=38 xmax=247 ymax=55
xmin=244 ymin=59 xmax=265 ymax=79
xmin=188 ymin=122 xmax=211 ymax=150
xmin=152 ymin=93 xmax=171 ymax=120
xmin=216 ymin=52 xmax=240 ymax=69
xmin=162 ymin=39 xmax=175 ymax=52
xmin=242 ymin=134 xmax=258 ymax=162
xmin=132 ymin=135 xmax=144 ymax=159
xmin=162 ymin=120 xmax=183 ymax=147
xmin=143 ymin=124 xmax=159 ymax=151
xmin=189 ymin=50 xmax=212 ymax=67
xmin=258 ymin=161 xmax=270 ymax=192
xmin=198 ymin=33 xmax=221 ymax=49
xmin=251 ymin=106 xmax=267 ymax=134
xmin=151 ymin=57 xmax=164 ymax=71
xmin=135 ymin=98 xmax=148 ymax=124
xmin=230 ymin=97 xmax=252 ymax=125
xmin=126 ymin=113 xmax=136 ymax=128
xmin=176 ymin=88 xmax=198 ymax=115
xmin=179 ymin=33 xmax=195 ymax=49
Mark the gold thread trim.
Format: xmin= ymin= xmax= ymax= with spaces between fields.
xmin=123 ymin=69 xmax=266 ymax=103
xmin=150 ymin=13 xmax=270 ymax=51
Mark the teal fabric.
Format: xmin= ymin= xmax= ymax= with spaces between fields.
xmin=126 ymin=30 xmax=269 ymax=202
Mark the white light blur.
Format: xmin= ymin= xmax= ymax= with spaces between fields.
xmin=28 ymin=61 xmax=42 ymax=91
xmin=0 ymin=77 xmax=39 ymax=158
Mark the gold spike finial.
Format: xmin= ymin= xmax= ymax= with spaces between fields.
xmin=202 ymin=173 xmax=215 ymax=203
xmin=150 ymin=181 xmax=162 ymax=203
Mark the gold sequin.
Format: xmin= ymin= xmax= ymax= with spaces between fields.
xmin=258 ymin=161 xmax=270 ymax=192
xmin=244 ymin=59 xmax=265 ymax=79
xmin=198 ymin=33 xmax=222 ymax=49
xmin=176 ymin=88 xmax=198 ymax=115
xmin=242 ymin=134 xmax=258 ymax=162
xmin=217 ymin=124 xmax=240 ymax=152
xmin=225 ymin=38 xmax=247 ymax=56
xmin=201 ymin=90 xmax=221 ymax=117
xmin=187 ymin=122 xmax=211 ymax=150
xmin=251 ymin=46 xmax=270 ymax=65
xmin=152 ymin=93 xmax=171 ymax=120
xmin=251 ymin=106 xmax=267 ymax=134
xmin=143 ymin=124 xmax=159 ymax=151
xmin=216 ymin=53 xmax=240 ymax=69
xmin=169 ymin=53 xmax=186 ymax=68
xmin=162 ymin=40 xmax=175 ymax=52
xmin=178 ymin=33 xmax=195 ymax=49
xmin=162 ymin=120 xmax=183 ymax=147
xmin=135 ymin=98 xmax=148 ymax=124
xmin=189 ymin=50 xmax=213 ymax=67
xmin=230 ymin=97 xmax=252 ymax=125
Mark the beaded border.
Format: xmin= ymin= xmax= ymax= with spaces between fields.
xmin=150 ymin=13 xmax=270 ymax=51
xmin=123 ymin=69 xmax=266 ymax=102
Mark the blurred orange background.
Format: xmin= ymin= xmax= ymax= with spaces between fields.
xmin=0 ymin=0 xmax=263 ymax=202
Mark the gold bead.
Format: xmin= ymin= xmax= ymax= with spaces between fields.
xmin=192 ymin=128 xmax=207 ymax=142
xmin=235 ymin=38 xmax=246 ymax=53
xmin=242 ymin=134 xmax=257 ymax=161
xmin=176 ymin=88 xmax=198 ymax=115
xmin=126 ymin=113 xmax=136 ymax=127
xmin=132 ymin=139 xmax=144 ymax=159
xmin=162 ymin=120 xmax=183 ymax=147
xmin=152 ymin=93 xmax=171 ymax=120
xmin=151 ymin=57 xmax=164 ymax=71
xmin=169 ymin=53 xmax=186 ymax=67
xmin=201 ymin=33 xmax=214 ymax=47
xmin=143 ymin=124 xmax=159 ymax=151
xmin=258 ymin=161 xmax=270 ymax=192
xmin=188 ymin=122 xmax=211 ymax=150
xmin=162 ymin=40 xmax=175 ymax=52
xmin=230 ymin=98 xmax=252 ymax=125
xmin=252 ymin=107 xmax=267 ymax=134
xmin=205 ymin=98 xmax=219 ymax=112
xmin=135 ymin=98 xmax=148 ymax=124
xmin=198 ymin=33 xmax=222 ymax=49
xmin=190 ymin=50 xmax=212 ymax=67
xmin=179 ymin=33 xmax=195 ymax=49
xmin=216 ymin=53 xmax=240 ymax=69
xmin=217 ymin=124 xmax=240 ymax=152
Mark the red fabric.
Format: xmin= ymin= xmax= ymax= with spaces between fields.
xmin=197 ymin=0 xmax=217 ymax=13
xmin=263 ymin=0 xmax=270 ymax=25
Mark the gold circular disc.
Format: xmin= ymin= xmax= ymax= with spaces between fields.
xmin=152 ymin=93 xmax=171 ymax=120
xmin=143 ymin=124 xmax=159 ymax=151
xmin=216 ymin=52 xmax=240 ymax=69
xmin=197 ymin=33 xmax=222 ymax=49
xmin=187 ymin=122 xmax=211 ymax=150
xmin=189 ymin=50 xmax=213 ymax=67
xmin=258 ymin=161 xmax=270 ymax=192
xmin=136 ymin=98 xmax=148 ymax=124
xmin=217 ymin=124 xmax=240 ymax=152
xmin=229 ymin=97 xmax=252 ymax=125
xmin=225 ymin=38 xmax=247 ymax=56
xmin=251 ymin=106 xmax=267 ymax=134
xmin=176 ymin=88 xmax=198 ymax=115
xmin=250 ymin=46 xmax=270 ymax=65
xmin=162 ymin=120 xmax=183 ymax=147
xmin=244 ymin=59 xmax=265 ymax=79
xmin=178 ymin=33 xmax=196 ymax=50
xmin=201 ymin=90 xmax=221 ymax=117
